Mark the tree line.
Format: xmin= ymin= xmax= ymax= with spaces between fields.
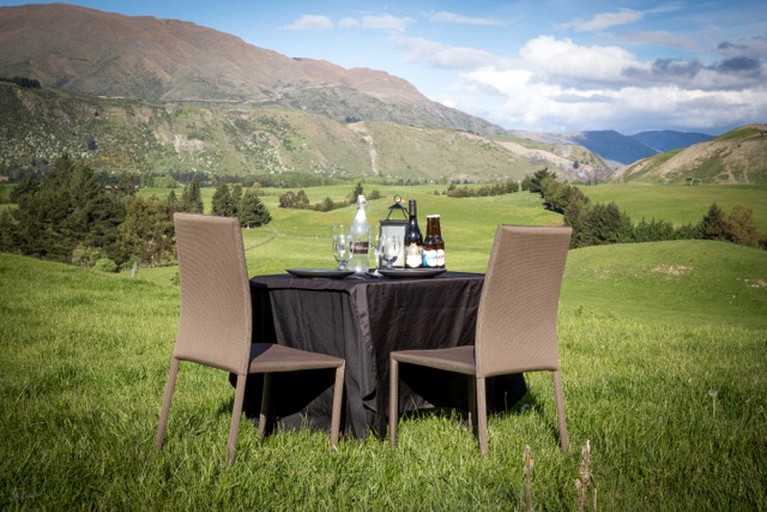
xmin=0 ymin=154 xmax=272 ymax=271
xmin=525 ymin=169 xmax=766 ymax=250
xmin=0 ymin=76 xmax=42 ymax=89
xmin=277 ymin=182 xmax=382 ymax=212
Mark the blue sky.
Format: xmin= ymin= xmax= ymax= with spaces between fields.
xmin=2 ymin=1 xmax=766 ymax=134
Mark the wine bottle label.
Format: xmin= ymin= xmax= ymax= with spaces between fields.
xmin=436 ymin=249 xmax=445 ymax=267
xmin=352 ymin=241 xmax=369 ymax=254
xmin=423 ymin=249 xmax=438 ymax=267
xmin=405 ymin=243 xmax=423 ymax=268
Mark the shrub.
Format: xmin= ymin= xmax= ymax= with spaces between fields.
xmin=93 ymin=257 xmax=118 ymax=273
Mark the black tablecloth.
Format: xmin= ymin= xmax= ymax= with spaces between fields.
xmin=237 ymin=271 xmax=526 ymax=438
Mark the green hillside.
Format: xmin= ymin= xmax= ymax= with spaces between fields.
xmin=580 ymin=183 xmax=767 ymax=231
xmin=0 ymin=85 xmax=600 ymax=183
xmin=617 ymin=124 xmax=767 ymax=185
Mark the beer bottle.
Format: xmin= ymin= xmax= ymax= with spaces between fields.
xmin=424 ymin=215 xmax=445 ymax=268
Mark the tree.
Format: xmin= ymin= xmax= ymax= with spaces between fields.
xmin=118 ymin=195 xmax=175 ymax=267
xmin=522 ymin=168 xmax=557 ymax=194
xmin=581 ymin=202 xmax=633 ymax=246
xmin=726 ymin=205 xmax=762 ymax=248
xmin=633 ymin=218 xmax=676 ymax=243
xmin=699 ymin=203 xmax=730 ymax=242
xmin=348 ymin=181 xmax=364 ymax=203
xmin=180 ymin=175 xmax=203 ymax=214
xmin=9 ymin=154 xmax=123 ymax=263
xmin=211 ymin=183 xmax=235 ymax=216
xmin=239 ymin=190 xmax=271 ymax=228
xmin=165 ymin=189 xmax=179 ymax=210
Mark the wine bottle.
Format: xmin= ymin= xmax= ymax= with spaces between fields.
xmin=349 ymin=194 xmax=370 ymax=273
xmin=403 ymin=199 xmax=423 ymax=268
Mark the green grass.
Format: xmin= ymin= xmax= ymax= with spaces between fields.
xmin=581 ymin=183 xmax=767 ymax=231
xmin=2 ymin=187 xmax=767 ymax=509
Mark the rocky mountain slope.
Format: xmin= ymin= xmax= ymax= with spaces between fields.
xmin=615 ymin=125 xmax=767 ymax=184
xmin=0 ymin=3 xmax=612 ymax=181
xmin=0 ymin=83 xmax=609 ymax=181
xmin=0 ymin=3 xmax=501 ymax=136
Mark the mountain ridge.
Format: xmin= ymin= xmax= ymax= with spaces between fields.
xmin=0 ymin=3 xmax=756 ymax=184
xmin=0 ymin=3 xmax=504 ymax=136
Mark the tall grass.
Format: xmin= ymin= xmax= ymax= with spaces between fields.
xmin=2 ymin=186 xmax=766 ymax=510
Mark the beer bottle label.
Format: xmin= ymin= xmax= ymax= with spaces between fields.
xmin=423 ymin=249 xmax=438 ymax=267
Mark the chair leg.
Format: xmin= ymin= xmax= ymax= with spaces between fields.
xmin=155 ymin=357 xmax=180 ymax=450
xmin=329 ymin=362 xmax=345 ymax=450
xmin=389 ymin=358 xmax=399 ymax=447
xmin=467 ymin=377 xmax=477 ymax=433
xmin=227 ymin=373 xmax=248 ymax=466
xmin=552 ymin=370 xmax=569 ymax=452
xmin=258 ymin=373 xmax=272 ymax=442
xmin=476 ymin=377 xmax=488 ymax=456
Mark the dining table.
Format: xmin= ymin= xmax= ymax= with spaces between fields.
xmin=235 ymin=270 xmax=527 ymax=438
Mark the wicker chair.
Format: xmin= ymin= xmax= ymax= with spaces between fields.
xmin=156 ymin=213 xmax=345 ymax=465
xmin=389 ymin=225 xmax=571 ymax=455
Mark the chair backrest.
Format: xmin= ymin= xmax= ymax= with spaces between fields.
xmin=172 ymin=213 xmax=252 ymax=374
xmin=474 ymin=225 xmax=572 ymax=378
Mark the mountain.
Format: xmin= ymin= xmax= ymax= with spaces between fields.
xmin=0 ymin=3 xmax=611 ymax=182
xmin=0 ymin=3 xmax=502 ymax=136
xmin=0 ymin=83 xmax=610 ymax=181
xmin=629 ymin=131 xmax=714 ymax=153
xmin=561 ymin=130 xmax=659 ymax=167
xmin=616 ymin=124 xmax=767 ymax=184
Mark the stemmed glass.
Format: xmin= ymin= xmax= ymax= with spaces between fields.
xmin=380 ymin=235 xmax=400 ymax=270
xmin=370 ymin=227 xmax=383 ymax=276
xmin=333 ymin=234 xmax=352 ymax=270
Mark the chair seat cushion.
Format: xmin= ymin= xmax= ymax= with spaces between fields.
xmin=249 ymin=343 xmax=344 ymax=373
xmin=391 ymin=345 xmax=475 ymax=375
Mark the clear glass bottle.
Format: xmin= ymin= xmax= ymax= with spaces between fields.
xmin=403 ymin=199 xmax=423 ymax=269
xmin=349 ymin=194 xmax=370 ymax=273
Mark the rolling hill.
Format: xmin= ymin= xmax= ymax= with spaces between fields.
xmin=615 ymin=124 xmax=767 ymax=184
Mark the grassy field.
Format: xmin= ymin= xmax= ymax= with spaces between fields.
xmin=2 ymin=184 xmax=766 ymax=510
xmin=581 ymin=183 xmax=767 ymax=231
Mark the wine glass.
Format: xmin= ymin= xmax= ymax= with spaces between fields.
xmin=370 ymin=226 xmax=383 ymax=274
xmin=332 ymin=234 xmax=352 ymax=270
xmin=381 ymin=235 xmax=399 ymax=270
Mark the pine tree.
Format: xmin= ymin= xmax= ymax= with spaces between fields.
xmin=180 ymin=175 xmax=204 ymax=214
xmin=699 ymin=203 xmax=730 ymax=242
xmin=239 ymin=189 xmax=272 ymax=228
xmin=165 ymin=189 xmax=179 ymax=211
xmin=211 ymin=183 xmax=233 ymax=216
xmin=118 ymin=195 xmax=176 ymax=267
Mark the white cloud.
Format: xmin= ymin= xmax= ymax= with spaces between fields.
xmin=617 ymin=30 xmax=699 ymax=50
xmin=281 ymin=14 xmax=333 ymax=31
xmin=518 ymin=36 xmax=644 ymax=84
xmin=392 ymin=35 xmax=501 ymax=70
xmin=429 ymin=11 xmax=504 ymax=27
xmin=338 ymin=17 xmax=360 ymax=29
xmin=416 ymin=35 xmax=766 ymax=132
xmin=563 ymin=8 xmax=644 ymax=33
xmin=360 ymin=14 xmax=413 ymax=32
